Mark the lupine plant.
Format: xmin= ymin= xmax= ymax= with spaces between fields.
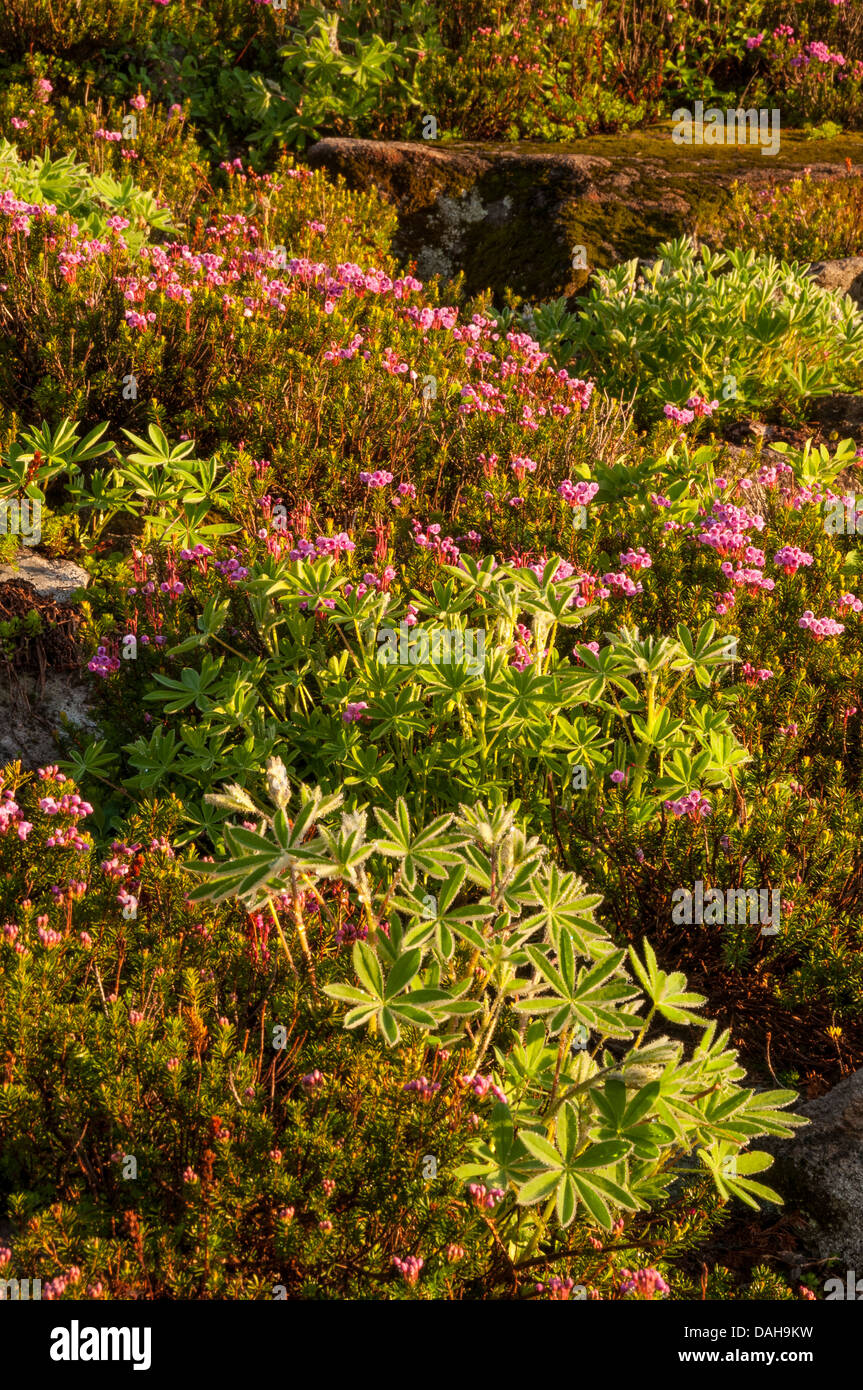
xmin=189 ymin=770 xmax=805 ymax=1249
xmin=532 ymin=238 xmax=863 ymax=424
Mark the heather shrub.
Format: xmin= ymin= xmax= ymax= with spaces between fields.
xmin=0 ymin=92 xmax=209 ymax=227
xmin=0 ymin=765 xmax=803 ymax=1298
xmin=703 ymin=170 xmax=863 ymax=262
xmin=8 ymin=397 xmax=862 ymax=1029
xmin=0 ymin=142 xmax=179 ymax=253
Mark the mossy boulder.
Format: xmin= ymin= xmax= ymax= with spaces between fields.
xmin=305 ymin=130 xmax=863 ymax=303
xmin=763 ymin=1065 xmax=863 ymax=1275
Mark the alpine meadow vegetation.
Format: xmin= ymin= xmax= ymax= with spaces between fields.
xmin=1 ymin=0 xmax=863 ymax=1316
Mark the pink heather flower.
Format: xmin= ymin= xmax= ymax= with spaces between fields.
xmin=798 ymin=611 xmax=845 ymax=639
xmin=403 ymin=1076 xmax=441 ymax=1100
xmin=664 ymin=403 xmax=694 ymax=425
xmin=301 ymin=1069 xmax=324 ymax=1089
xmin=837 ymin=593 xmax=863 ymax=613
xmin=359 ymin=470 xmax=393 ymax=488
xmin=746 ymin=33 xmax=764 ymax=48
xmin=664 ymin=789 xmax=711 ymax=821
xmin=392 ymin=1255 xmax=424 ymax=1286
xmin=773 ymin=545 xmax=813 ymax=576
xmin=610 ymin=769 xmax=625 ymax=784
xmin=510 ymin=454 xmax=537 ymax=478
xmin=467 ymin=1182 xmax=505 ymax=1209
xmin=130 ymin=94 xmax=147 ymax=111
xmin=741 ymin=662 xmax=773 ymax=685
xmin=558 ymin=479 xmax=599 ymax=508
xmin=619 ymin=546 xmax=652 ymax=572
xmin=10 ymin=117 xmax=28 ymax=131
xmin=619 ymin=1267 xmax=670 ymax=1299
xmin=603 ymin=571 xmax=643 ymax=598
xmin=686 ymin=395 xmax=719 ymax=418
xmin=183 ymin=1166 xmax=199 ymax=1184
xmin=536 ymin=1276 xmax=579 ymax=1300
xmin=446 ymin=1244 xmax=465 ymax=1262
xmin=342 ymin=701 xmax=369 ymax=723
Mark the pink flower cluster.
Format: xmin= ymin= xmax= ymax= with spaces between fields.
xmin=664 ymin=403 xmax=694 ymax=425
xmin=798 ymin=611 xmax=845 ymax=639
xmin=0 ymin=788 xmax=33 ymax=841
xmin=837 ymin=592 xmax=863 ymax=613
xmin=359 ymin=470 xmax=393 ymax=488
xmin=686 ymin=395 xmax=719 ymax=418
xmin=619 ymin=1267 xmax=670 ymax=1299
xmin=392 ymin=1255 xmax=424 ymax=1286
xmin=603 ymin=571 xmax=643 ymax=598
xmin=619 ymin=546 xmax=652 ymax=571
xmin=720 ymin=563 xmax=775 ymax=595
xmin=403 ymin=1076 xmax=441 ymax=1099
xmin=535 ymin=1277 xmax=580 ymax=1300
xmin=412 ymin=520 xmax=461 ymax=564
xmin=88 ymin=644 xmax=120 ymax=677
xmin=342 ymin=701 xmax=369 ymax=723
xmin=467 ymin=1183 xmax=506 ymax=1210
xmin=557 ymin=479 xmax=599 ymax=508
xmin=458 ymin=1073 xmax=507 ymax=1104
xmin=773 ymin=545 xmax=813 ymax=575
xmin=741 ymin=662 xmax=773 ymax=684
xmin=664 ymin=789 xmax=711 ymax=821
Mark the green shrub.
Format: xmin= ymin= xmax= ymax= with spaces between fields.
xmin=0 ymin=765 xmax=803 ymax=1298
xmin=704 ymin=171 xmax=863 ymax=263
xmin=529 ymin=237 xmax=863 ymax=424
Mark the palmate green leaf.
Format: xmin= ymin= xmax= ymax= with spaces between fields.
xmin=353 ymin=940 xmax=384 ymax=1000
xmin=389 ymin=1001 xmax=437 ymax=1028
xmin=570 ymin=1172 xmax=612 ymax=1228
xmin=557 ymin=1174 xmax=579 ymax=1227
xmin=628 ymin=938 xmax=706 ymax=1026
xmin=698 ymin=1143 xmax=783 ymax=1209
xmin=384 ymin=948 xmax=422 ymax=999
xmin=344 ymin=1002 xmax=379 ymax=1030
xmin=517 ymin=1169 xmax=562 ymax=1206
xmin=323 ymin=984 xmax=373 ymax=1005
xmin=570 ymin=1139 xmax=631 ymax=1169
xmin=379 ymin=1007 xmax=400 ymax=1046
xmin=518 ymin=1128 xmax=563 ymax=1169
xmin=518 ymin=865 xmax=605 ymax=954
xmin=373 ymin=801 xmax=464 ymax=887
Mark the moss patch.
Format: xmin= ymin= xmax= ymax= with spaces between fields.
xmin=307 ymin=132 xmax=863 ymax=303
